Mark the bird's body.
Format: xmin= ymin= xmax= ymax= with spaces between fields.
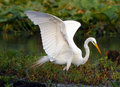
xmin=25 ymin=11 xmax=101 ymax=71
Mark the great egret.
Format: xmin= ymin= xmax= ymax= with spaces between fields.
xmin=25 ymin=11 xmax=101 ymax=71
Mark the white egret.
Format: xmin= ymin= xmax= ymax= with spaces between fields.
xmin=25 ymin=11 xmax=101 ymax=71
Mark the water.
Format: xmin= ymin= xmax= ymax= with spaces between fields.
xmin=0 ymin=33 xmax=120 ymax=62
xmin=0 ymin=33 xmax=43 ymax=56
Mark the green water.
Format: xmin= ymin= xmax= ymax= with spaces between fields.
xmin=0 ymin=33 xmax=120 ymax=62
xmin=0 ymin=33 xmax=43 ymax=56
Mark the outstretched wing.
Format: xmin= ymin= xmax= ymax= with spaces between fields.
xmin=64 ymin=20 xmax=81 ymax=39
xmin=25 ymin=11 xmax=68 ymax=60
xmin=63 ymin=20 xmax=82 ymax=53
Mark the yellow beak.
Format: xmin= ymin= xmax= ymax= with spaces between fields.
xmin=94 ymin=43 xmax=101 ymax=54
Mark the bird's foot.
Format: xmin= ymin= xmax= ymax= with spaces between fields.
xmin=63 ymin=66 xmax=70 ymax=71
xmin=63 ymin=66 xmax=67 ymax=71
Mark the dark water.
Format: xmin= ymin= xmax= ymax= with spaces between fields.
xmin=0 ymin=33 xmax=43 ymax=56
xmin=0 ymin=33 xmax=120 ymax=62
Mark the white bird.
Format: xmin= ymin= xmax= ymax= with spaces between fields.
xmin=25 ymin=11 xmax=101 ymax=71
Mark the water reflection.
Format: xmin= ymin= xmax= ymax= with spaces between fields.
xmin=0 ymin=33 xmax=43 ymax=56
xmin=0 ymin=33 xmax=120 ymax=62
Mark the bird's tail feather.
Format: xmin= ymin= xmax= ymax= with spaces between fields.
xmin=31 ymin=56 xmax=49 ymax=68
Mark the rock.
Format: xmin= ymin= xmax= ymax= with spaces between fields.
xmin=13 ymin=80 xmax=46 ymax=87
xmin=106 ymin=50 xmax=119 ymax=61
xmin=0 ymin=80 xmax=5 ymax=87
xmin=105 ymin=50 xmax=120 ymax=65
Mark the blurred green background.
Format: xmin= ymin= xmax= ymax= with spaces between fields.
xmin=0 ymin=0 xmax=120 ymax=36
xmin=0 ymin=0 xmax=120 ymax=86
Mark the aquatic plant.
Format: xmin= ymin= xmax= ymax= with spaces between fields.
xmin=0 ymin=0 xmax=120 ymax=36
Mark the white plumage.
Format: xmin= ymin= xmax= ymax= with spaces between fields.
xmin=25 ymin=11 xmax=101 ymax=71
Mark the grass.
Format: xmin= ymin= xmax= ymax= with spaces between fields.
xmin=0 ymin=50 xmax=120 ymax=86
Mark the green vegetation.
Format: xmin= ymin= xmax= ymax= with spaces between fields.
xmin=0 ymin=0 xmax=120 ymax=86
xmin=0 ymin=50 xmax=120 ymax=86
xmin=0 ymin=0 xmax=120 ymax=36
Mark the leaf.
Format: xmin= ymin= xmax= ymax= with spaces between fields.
xmin=110 ymin=80 xmax=119 ymax=87
xmin=103 ymin=5 xmax=119 ymax=21
xmin=81 ymin=0 xmax=99 ymax=10
xmin=82 ymin=10 xmax=92 ymax=23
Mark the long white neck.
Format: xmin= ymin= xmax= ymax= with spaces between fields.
xmin=83 ymin=38 xmax=90 ymax=63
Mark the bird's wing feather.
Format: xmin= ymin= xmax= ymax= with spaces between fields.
xmin=25 ymin=11 xmax=68 ymax=60
xmin=64 ymin=20 xmax=81 ymax=39
xmin=63 ymin=20 xmax=82 ymax=53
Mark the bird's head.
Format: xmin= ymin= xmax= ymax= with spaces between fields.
xmin=88 ymin=37 xmax=101 ymax=54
